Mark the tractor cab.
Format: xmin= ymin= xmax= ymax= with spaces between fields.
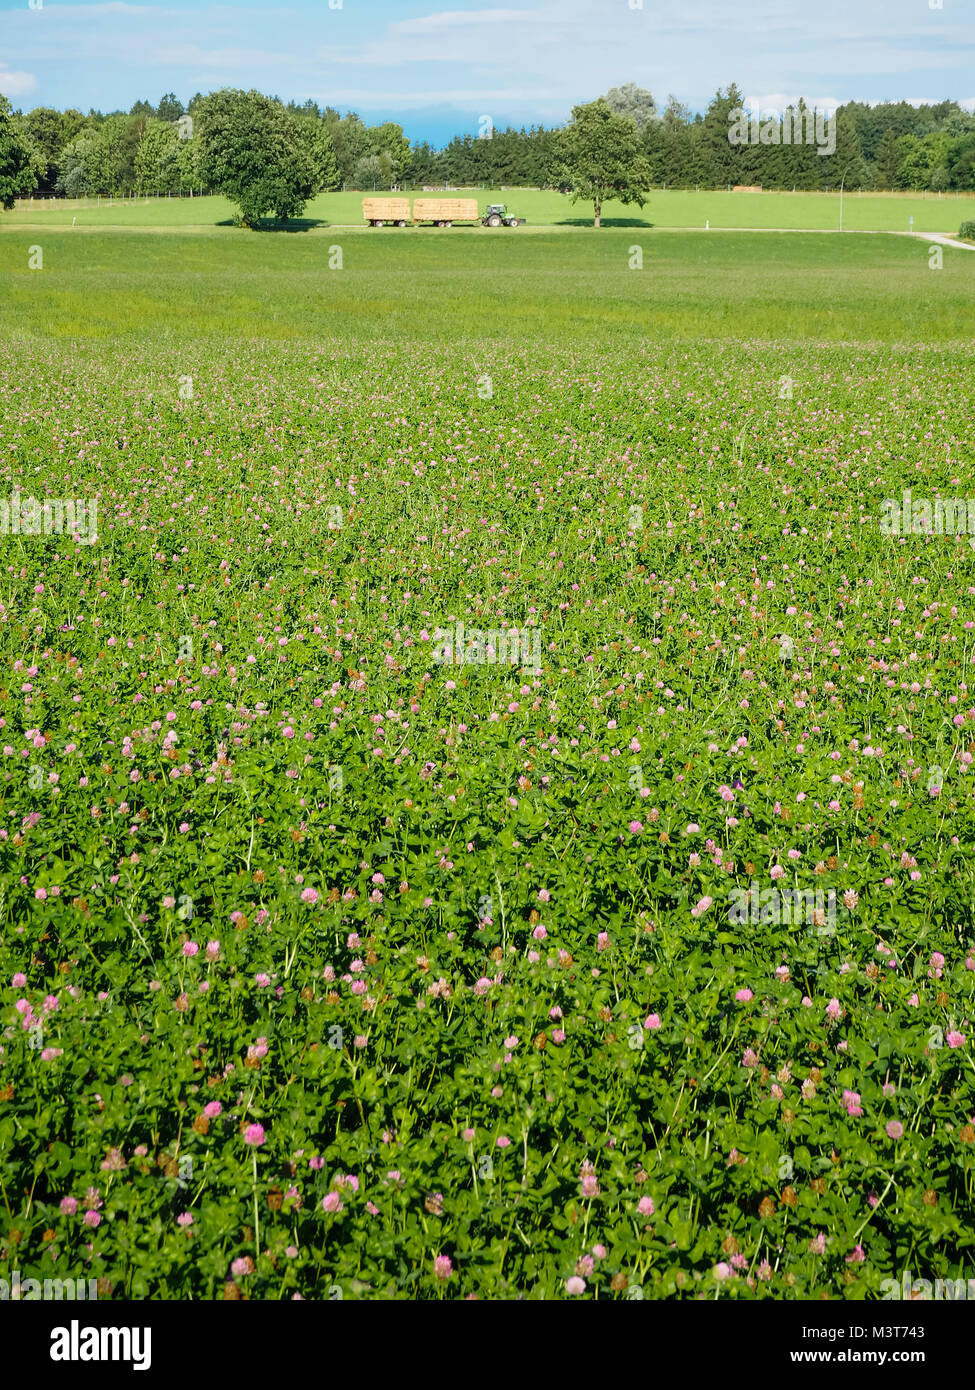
xmin=482 ymin=203 xmax=524 ymax=227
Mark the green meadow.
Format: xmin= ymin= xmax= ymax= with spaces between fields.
xmin=6 ymin=186 xmax=974 ymax=234
xmin=1 ymin=221 xmax=975 ymax=1300
xmin=2 ymin=229 xmax=974 ymax=344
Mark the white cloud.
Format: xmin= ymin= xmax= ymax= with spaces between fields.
xmin=43 ymin=2 xmax=158 ymax=12
xmin=0 ymin=67 xmax=38 ymax=98
xmin=743 ymin=94 xmax=845 ymax=115
xmin=0 ymin=0 xmax=971 ymax=126
xmin=391 ymin=8 xmax=550 ymax=35
xmin=332 ymin=1 xmax=573 ymax=67
xmin=151 ymin=44 xmax=301 ymax=71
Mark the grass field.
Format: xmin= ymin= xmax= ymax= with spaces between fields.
xmin=1 ymin=224 xmax=974 ymax=1301
xmin=6 ymin=185 xmax=975 ymax=234
xmin=3 ymin=230 xmax=974 ymax=342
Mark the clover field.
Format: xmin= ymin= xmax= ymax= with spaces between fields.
xmin=1 ymin=227 xmax=975 ymax=1300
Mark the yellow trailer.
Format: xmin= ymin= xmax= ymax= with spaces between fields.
xmin=362 ymin=197 xmax=411 ymax=227
xmin=412 ymin=198 xmax=480 ymax=227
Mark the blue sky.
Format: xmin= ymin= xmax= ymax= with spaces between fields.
xmin=1 ymin=0 xmax=973 ymax=143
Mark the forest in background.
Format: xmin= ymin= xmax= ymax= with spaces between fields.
xmin=7 ymin=81 xmax=975 ymax=198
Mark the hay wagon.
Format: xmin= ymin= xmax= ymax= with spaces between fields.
xmin=362 ymin=198 xmax=411 ymax=227
xmin=411 ymin=198 xmax=480 ymax=227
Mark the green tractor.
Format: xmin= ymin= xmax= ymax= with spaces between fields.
xmin=482 ymin=204 xmax=524 ymax=227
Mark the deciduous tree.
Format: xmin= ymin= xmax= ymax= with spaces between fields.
xmin=552 ymin=98 xmax=652 ymax=227
xmin=196 ymin=88 xmax=317 ymax=225
xmin=0 ymin=96 xmax=37 ymax=210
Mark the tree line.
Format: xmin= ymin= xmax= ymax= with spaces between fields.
xmin=2 ymin=82 xmax=974 ymax=220
xmin=419 ymin=90 xmax=975 ymax=194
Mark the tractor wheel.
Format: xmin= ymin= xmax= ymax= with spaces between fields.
xmin=487 ymin=214 xmax=502 ymax=227
xmin=507 ymin=218 xmax=521 ymax=227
